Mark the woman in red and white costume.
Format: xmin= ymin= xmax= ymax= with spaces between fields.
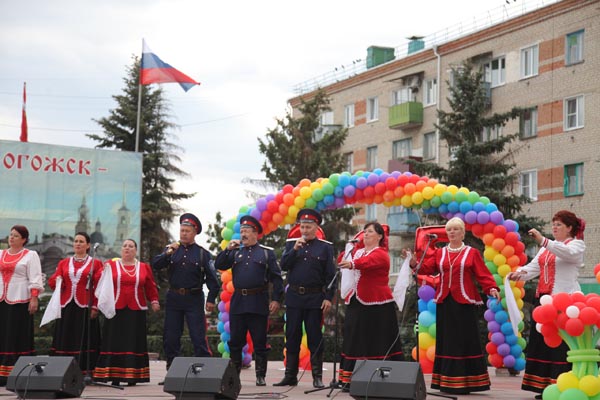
xmin=0 ymin=225 xmax=44 ymax=386
xmin=93 ymin=239 xmax=160 ymax=386
xmin=338 ymin=221 xmax=403 ymax=388
xmin=410 ymin=217 xmax=500 ymax=395
xmin=508 ymin=210 xmax=585 ymax=399
xmin=48 ymin=232 xmax=103 ymax=375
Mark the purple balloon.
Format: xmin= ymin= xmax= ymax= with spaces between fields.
xmin=221 ymin=312 xmax=229 ymax=323
xmin=503 ymin=355 xmax=516 ymax=368
xmin=497 ymin=343 xmax=511 ymax=356
xmin=490 ymin=211 xmax=504 ymax=225
xmin=356 ymin=177 xmax=368 ymax=189
xmin=224 ymin=321 xmax=230 ymax=334
xmin=454 ymin=212 xmax=465 ymax=221
xmin=491 ymin=332 xmax=505 ymax=345
xmin=379 ymin=172 xmax=390 ymax=182
xmin=484 ymin=309 xmax=496 ymax=322
xmin=218 ymin=302 xmax=226 ymax=312
xmin=334 ymin=197 xmax=346 ymax=208
xmin=464 ymin=211 xmax=478 ymax=224
xmin=503 ymin=219 xmax=518 ymax=232
xmin=256 ymin=198 xmax=267 ymax=211
xmin=418 ymin=285 xmax=435 ymax=302
xmin=391 ymin=171 xmax=401 ymax=178
xmin=487 ymin=321 xmax=501 ymax=333
xmin=265 ymin=193 xmax=275 ymax=202
xmin=250 ymin=208 xmax=262 ymax=220
xmin=343 ymin=185 xmax=356 ymax=197
xmin=476 ymin=211 xmax=490 ymax=224
xmin=243 ymin=353 xmax=252 ymax=366
xmin=367 ymin=174 xmax=379 ymax=186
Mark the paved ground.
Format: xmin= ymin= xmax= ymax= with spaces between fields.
xmin=1 ymin=360 xmax=540 ymax=399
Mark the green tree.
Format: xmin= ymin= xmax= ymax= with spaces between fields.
xmin=258 ymin=89 xmax=355 ymax=252
xmin=87 ymin=56 xmax=194 ymax=261
xmin=409 ymin=62 xmax=544 ymax=245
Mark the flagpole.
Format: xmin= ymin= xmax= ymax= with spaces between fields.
xmin=135 ymin=40 xmax=143 ymax=153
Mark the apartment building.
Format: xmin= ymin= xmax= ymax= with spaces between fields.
xmin=289 ymin=0 xmax=600 ymax=280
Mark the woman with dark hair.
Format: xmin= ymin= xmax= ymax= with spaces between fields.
xmin=93 ymin=239 xmax=160 ymax=386
xmin=337 ymin=221 xmax=403 ymax=388
xmin=406 ymin=217 xmax=500 ymax=395
xmin=48 ymin=232 xmax=104 ymax=375
xmin=508 ymin=210 xmax=585 ymax=398
xmin=0 ymin=225 xmax=44 ymax=386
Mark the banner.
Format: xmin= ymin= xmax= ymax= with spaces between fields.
xmin=0 ymin=140 xmax=143 ymax=275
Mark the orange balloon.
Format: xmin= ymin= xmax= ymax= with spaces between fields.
xmin=501 ymin=245 xmax=515 ymax=258
xmin=393 ymin=186 xmax=405 ymax=198
xmin=226 ymin=281 xmax=235 ymax=293
xmin=492 ymin=238 xmax=506 ymax=251
xmin=404 ymin=182 xmax=416 ymax=195
xmin=426 ymin=345 xmax=436 ymax=362
xmin=482 ymin=233 xmax=495 ymax=246
xmin=283 ymin=193 xmax=295 ymax=206
xmin=415 ymin=180 xmax=427 ymax=192
xmin=507 ymin=255 xmax=520 ymax=268
xmin=299 ymin=178 xmax=311 ymax=188
xmin=221 ymin=270 xmax=232 ymax=283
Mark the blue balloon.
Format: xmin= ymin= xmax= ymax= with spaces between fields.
xmin=473 ymin=202 xmax=486 ymax=212
xmin=514 ymin=356 xmax=526 ymax=371
xmin=339 ymin=175 xmax=351 ymax=187
xmin=438 ymin=204 xmax=449 ymax=214
xmin=505 ymin=334 xmax=518 ymax=345
xmin=220 ymin=332 xmax=230 ymax=342
xmin=495 ymin=310 xmax=509 ymax=324
xmin=418 ymin=311 xmax=435 ymax=327
xmin=459 ymin=201 xmax=472 ymax=214
xmin=232 ymin=233 xmax=241 ymax=240
xmin=373 ymin=168 xmax=384 ymax=175
xmin=334 ymin=186 xmax=344 ymax=197
xmin=500 ymin=322 xmax=514 ymax=335
xmin=323 ymin=194 xmax=335 ymax=206
xmin=350 ymin=175 xmax=359 ymax=187
xmin=510 ymin=344 xmax=523 ymax=358
xmin=418 ymin=299 xmax=428 ymax=312
xmin=427 ymin=300 xmax=437 ymax=314
xmin=485 ymin=203 xmax=498 ymax=213
xmin=217 ymin=321 xmax=225 ymax=333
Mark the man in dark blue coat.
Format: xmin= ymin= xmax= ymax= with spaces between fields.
xmin=215 ymin=215 xmax=284 ymax=387
xmin=273 ymin=209 xmax=336 ymax=388
xmin=152 ymin=213 xmax=220 ymax=381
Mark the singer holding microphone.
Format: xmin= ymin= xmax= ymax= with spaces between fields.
xmin=337 ymin=221 xmax=403 ymax=390
xmin=274 ymin=209 xmax=336 ymax=388
xmin=152 ymin=213 xmax=220 ymax=380
xmin=405 ymin=217 xmax=501 ymax=395
xmin=47 ymin=232 xmax=104 ymax=375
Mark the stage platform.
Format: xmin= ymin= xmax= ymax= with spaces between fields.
xmin=1 ymin=360 xmax=538 ymax=399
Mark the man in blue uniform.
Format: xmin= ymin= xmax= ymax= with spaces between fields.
xmin=273 ymin=209 xmax=336 ymax=388
xmin=152 ymin=213 xmax=220 ymax=381
xmin=215 ymin=215 xmax=283 ymax=387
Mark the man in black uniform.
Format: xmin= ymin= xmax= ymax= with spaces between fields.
xmin=152 ymin=213 xmax=220 ymax=381
xmin=215 ymin=215 xmax=283 ymax=386
xmin=273 ymin=209 xmax=336 ymax=388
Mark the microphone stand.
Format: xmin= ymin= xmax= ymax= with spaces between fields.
xmin=412 ymin=236 xmax=456 ymax=400
xmin=83 ymin=243 xmax=123 ymax=390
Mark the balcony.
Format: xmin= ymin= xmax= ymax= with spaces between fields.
xmin=389 ymin=102 xmax=423 ymax=130
xmin=387 ymin=208 xmax=420 ymax=236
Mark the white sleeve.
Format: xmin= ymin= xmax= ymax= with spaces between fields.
xmin=27 ymin=251 xmax=45 ymax=293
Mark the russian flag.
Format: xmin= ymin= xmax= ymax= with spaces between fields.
xmin=140 ymin=39 xmax=200 ymax=92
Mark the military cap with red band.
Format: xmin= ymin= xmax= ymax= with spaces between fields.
xmin=179 ymin=213 xmax=202 ymax=234
xmin=297 ymin=209 xmax=323 ymax=225
xmin=240 ymin=215 xmax=263 ymax=234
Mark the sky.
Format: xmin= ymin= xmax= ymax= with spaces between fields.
xmin=0 ymin=0 xmax=553 ymax=247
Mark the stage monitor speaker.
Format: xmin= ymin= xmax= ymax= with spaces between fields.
xmin=163 ymin=357 xmax=240 ymax=400
xmin=6 ymin=356 xmax=84 ymax=399
xmin=350 ymin=360 xmax=426 ymax=400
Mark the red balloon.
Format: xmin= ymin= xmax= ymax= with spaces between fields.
xmin=354 ymin=189 xmax=365 ymax=201
xmin=471 ymin=224 xmax=484 ymax=238
xmin=493 ymin=225 xmax=507 ymax=238
xmin=220 ymin=290 xmax=232 ymax=302
xmin=518 ymin=253 xmax=528 ymax=266
xmin=565 ymin=318 xmax=585 ymax=337
xmin=514 ymin=241 xmax=526 ymax=254
xmin=267 ymin=200 xmax=279 ymax=214
xmin=587 ymin=297 xmax=600 ymax=313
xmin=408 ymin=174 xmax=420 ymax=184
xmin=505 ymin=232 xmax=520 ymax=246
xmin=556 ymin=313 xmax=569 ymax=330
xmin=554 ymin=292 xmax=573 ymax=312
xmin=594 ymin=263 xmax=600 ymax=275
xmin=385 ymin=177 xmax=398 ymax=190
xmin=544 ymin=334 xmax=563 ymax=348
xmin=485 ymin=342 xmax=498 ymax=355
xmin=363 ymin=187 xmax=375 ymax=198
xmin=532 ymin=304 xmax=557 ymax=324
xmin=374 ymin=182 xmax=386 ymax=195
xmin=483 ymin=222 xmax=496 ymax=234
xmin=397 ymin=175 xmax=408 ymax=187
xmin=282 ymin=184 xmax=294 ymax=194
xmin=579 ymin=307 xmax=599 ymax=325
xmin=275 ymin=191 xmax=284 ymax=203
xmin=571 ymin=292 xmax=586 ymax=304
xmin=540 ymin=323 xmax=558 ymax=337
xmin=489 ymin=353 xmax=504 ymax=368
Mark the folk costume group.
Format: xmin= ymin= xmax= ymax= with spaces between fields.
xmin=0 ymin=208 xmax=586 ymax=398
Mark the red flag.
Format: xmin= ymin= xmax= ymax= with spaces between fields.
xmin=20 ymin=82 xmax=28 ymax=142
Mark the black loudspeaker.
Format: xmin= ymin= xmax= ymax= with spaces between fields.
xmin=350 ymin=360 xmax=426 ymax=400
xmin=163 ymin=357 xmax=240 ymax=400
xmin=6 ymin=356 xmax=84 ymax=399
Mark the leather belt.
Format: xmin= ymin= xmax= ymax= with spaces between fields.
xmin=236 ymin=285 xmax=268 ymax=296
xmin=169 ymin=287 xmax=202 ymax=296
xmin=289 ymin=285 xmax=323 ymax=295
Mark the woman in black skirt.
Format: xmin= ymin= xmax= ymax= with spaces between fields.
xmin=408 ymin=217 xmax=501 ymax=394
xmin=93 ymin=239 xmax=160 ymax=386
xmin=338 ymin=222 xmax=403 ymax=389
xmin=48 ymin=232 xmax=103 ymax=375
xmin=0 ymin=225 xmax=44 ymax=386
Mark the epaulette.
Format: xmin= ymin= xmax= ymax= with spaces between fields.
xmin=317 ymin=238 xmax=333 ymax=245
xmin=259 ymin=244 xmax=274 ymax=251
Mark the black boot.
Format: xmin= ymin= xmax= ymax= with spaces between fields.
xmin=273 ymin=353 xmax=299 ymax=386
xmin=311 ymin=353 xmax=325 ymax=388
xmin=255 ymin=354 xmax=268 ymax=386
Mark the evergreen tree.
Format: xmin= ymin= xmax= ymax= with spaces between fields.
xmin=87 ymin=56 xmax=194 ymax=262
xmin=410 ymin=63 xmax=544 ymax=244
xmin=258 ymin=90 xmax=355 ymax=252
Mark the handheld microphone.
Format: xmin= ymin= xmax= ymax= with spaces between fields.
xmin=426 ymin=233 xmax=438 ymax=239
xmin=93 ymin=243 xmax=100 ymax=251
xmin=348 ymin=239 xmax=360 ymax=243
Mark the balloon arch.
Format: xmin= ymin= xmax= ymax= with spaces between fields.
xmin=216 ymin=169 xmax=527 ymax=372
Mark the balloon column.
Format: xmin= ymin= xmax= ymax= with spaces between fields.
xmin=412 ymin=283 xmax=437 ymax=373
xmin=532 ymin=291 xmax=600 ymax=400
xmin=216 ymin=169 xmax=528 ymax=370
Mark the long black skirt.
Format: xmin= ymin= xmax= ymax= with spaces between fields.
xmin=93 ymin=308 xmax=150 ymax=384
xmin=431 ymin=296 xmax=490 ymax=394
xmin=0 ymin=302 xmax=35 ymax=386
xmin=339 ymin=298 xmax=403 ymax=384
xmin=50 ymin=302 xmax=100 ymax=375
xmin=521 ymin=298 xmax=570 ymax=393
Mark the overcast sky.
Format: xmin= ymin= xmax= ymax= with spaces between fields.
xmin=0 ymin=0 xmax=554 ymax=246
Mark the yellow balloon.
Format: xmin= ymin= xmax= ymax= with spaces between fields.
xmin=422 ymin=186 xmax=435 ymax=200
xmin=512 ymin=286 xmax=522 ymax=299
xmin=418 ymin=332 xmax=433 ymax=349
xmin=493 ymin=253 xmax=507 ymax=267
xmin=483 ymin=247 xmax=499 ymax=261
xmin=433 ymin=184 xmax=447 ymax=197
xmin=310 ymin=181 xmax=321 ymax=190
xmin=220 ymin=240 xmax=228 ymax=250
xmin=294 ymin=196 xmax=305 ymax=208
xmin=497 ymin=264 xmax=511 ymax=278
xmin=301 ymin=335 xmax=308 ymax=348
xmin=516 ymin=299 xmax=524 ymax=309
xmin=579 ymin=375 xmax=600 ymax=396
xmin=557 ymin=372 xmax=579 ymax=392
xmin=447 ymin=185 xmax=459 ymax=195
xmin=283 ymin=215 xmax=295 ymax=225
xmin=300 ymin=186 xmax=312 ymax=199
xmin=288 ymin=205 xmax=299 ymax=218
xmin=392 ymin=197 xmax=402 ymax=206
xmin=457 ymin=187 xmax=470 ymax=195
xmin=412 ymin=192 xmax=424 ymax=205
xmin=401 ymin=195 xmax=413 ymax=208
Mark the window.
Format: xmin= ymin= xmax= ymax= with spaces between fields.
xmin=424 ymin=79 xmax=437 ymax=106
xmin=392 ymin=139 xmax=412 ymax=159
xmin=480 ymin=125 xmax=502 ymax=142
xmin=564 ymin=95 xmax=584 ymax=130
xmin=320 ymin=111 xmax=333 ymax=125
xmin=367 ymin=146 xmax=378 ymax=170
xmin=520 ymin=108 xmax=538 ymax=138
xmin=390 ymin=252 xmax=403 ymax=275
xmin=367 ymin=97 xmax=379 ymax=122
xmin=483 ymin=56 xmax=506 ymax=87
xmin=344 ymin=104 xmax=355 ymax=128
xmin=423 ymin=132 xmax=436 ymax=160
xmin=566 ymin=30 xmax=584 ymax=65
xmin=344 ymin=152 xmax=354 ymax=173
xmin=520 ymin=45 xmax=539 ymax=78
xmin=392 ymin=88 xmax=411 ymax=105
xmin=365 ymin=204 xmax=376 ymax=221
xmin=564 ymin=163 xmax=583 ymax=196
xmin=519 ymin=170 xmax=538 ymax=200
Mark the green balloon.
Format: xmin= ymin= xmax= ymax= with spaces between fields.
xmin=517 ymin=337 xmax=527 ymax=348
xmin=421 ymin=200 xmax=431 ymax=210
xmin=222 ymin=351 xmax=230 ymax=359
xmin=467 ymin=191 xmax=480 ymax=204
xmin=455 ymin=191 xmax=467 ymax=203
xmin=322 ymin=182 xmax=334 ymax=195
xmin=222 ymin=227 xmax=233 ymax=241
xmin=226 ymin=218 xmax=236 ymax=229
xmin=441 ymin=192 xmax=453 ymax=204
xmin=305 ymin=198 xmax=317 ymax=209
xmin=218 ymin=342 xmax=226 ymax=353
xmin=329 ymin=174 xmax=340 ymax=186
xmin=557 ymin=388 xmax=587 ymax=400
xmin=312 ymin=188 xmax=324 ymax=201
xmin=479 ymin=196 xmax=491 ymax=205
xmin=239 ymin=205 xmax=249 ymax=214
xmin=430 ymin=196 xmax=442 ymax=207
xmin=428 ymin=323 xmax=437 ymax=338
